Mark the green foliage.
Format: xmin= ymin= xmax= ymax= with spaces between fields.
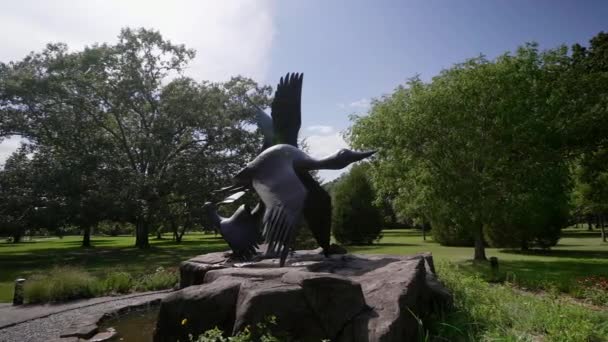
xmin=192 ymin=316 xmax=282 ymax=342
xmin=350 ymin=43 xmax=574 ymax=257
xmin=96 ymin=221 xmax=134 ymax=236
xmin=0 ymin=233 xmax=227 ymax=303
xmin=331 ymin=164 xmax=382 ymax=245
xmin=433 ymin=262 xmax=608 ymax=341
xmin=136 ymin=267 xmax=178 ymax=291
xmin=0 ymin=27 xmax=272 ymax=248
xmin=103 ymin=272 xmax=134 ymax=294
xmin=22 ymin=265 xmax=178 ymax=303
xmin=293 ymin=223 xmax=318 ymax=250
xmin=429 ymin=219 xmax=474 ymax=247
xmin=24 ymin=267 xmax=99 ymax=303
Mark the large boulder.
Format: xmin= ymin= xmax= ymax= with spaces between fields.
xmin=155 ymin=250 xmax=451 ymax=342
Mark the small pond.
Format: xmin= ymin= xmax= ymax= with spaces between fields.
xmin=100 ymin=307 xmax=159 ymax=342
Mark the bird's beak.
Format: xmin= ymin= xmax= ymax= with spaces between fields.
xmin=352 ymin=150 xmax=377 ymax=161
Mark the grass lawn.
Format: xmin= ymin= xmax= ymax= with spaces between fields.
xmin=1 ymin=229 xmax=606 ymax=302
xmin=351 ymin=228 xmax=608 ymax=295
xmin=0 ymin=233 xmax=228 ymax=302
xmin=1 ymin=228 xmax=607 ymax=340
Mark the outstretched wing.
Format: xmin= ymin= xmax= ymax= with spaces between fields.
xmin=271 ymin=73 xmax=303 ymax=147
xmin=246 ymin=97 xmax=274 ymax=151
xmin=252 ymin=159 xmax=307 ymax=266
xmin=297 ymin=171 xmax=331 ymax=253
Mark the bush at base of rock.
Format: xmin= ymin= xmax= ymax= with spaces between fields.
xmin=192 ymin=316 xmax=283 ymax=342
xmin=331 ymin=164 xmax=382 ymax=245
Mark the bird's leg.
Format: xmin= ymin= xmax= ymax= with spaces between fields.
xmin=279 ymin=247 xmax=290 ymax=267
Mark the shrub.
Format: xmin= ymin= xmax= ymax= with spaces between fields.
xmin=332 ymin=164 xmax=382 ymax=245
xmin=103 ymin=271 xmax=134 ymax=294
xmin=293 ymin=223 xmax=318 ymax=250
xmin=429 ymin=218 xmax=474 ymax=246
xmin=192 ymin=316 xmax=283 ymax=342
xmin=24 ymin=267 xmax=99 ymax=303
xmin=136 ymin=267 xmax=177 ymax=291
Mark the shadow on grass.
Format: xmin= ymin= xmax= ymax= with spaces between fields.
xmin=0 ymin=238 xmax=228 ymax=285
xmin=500 ymin=248 xmax=608 ymax=259
xmin=560 ymin=231 xmax=602 ymax=238
xmin=381 ymin=229 xmax=422 ymax=237
xmin=457 ymin=258 xmax=608 ymax=291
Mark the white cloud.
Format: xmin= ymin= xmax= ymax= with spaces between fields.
xmin=306 ymin=125 xmax=334 ymax=134
xmin=349 ymin=98 xmax=371 ymax=109
xmin=0 ymin=1 xmax=277 ymax=164
xmin=0 ymin=136 xmax=24 ymax=167
xmin=304 ymin=130 xmax=349 ymax=183
xmin=0 ymin=0 xmax=276 ymax=82
xmin=338 ymin=98 xmax=371 ymax=111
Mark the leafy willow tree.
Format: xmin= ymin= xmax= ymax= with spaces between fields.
xmin=0 ymin=28 xmax=270 ymax=248
xmin=350 ymin=44 xmax=573 ymax=260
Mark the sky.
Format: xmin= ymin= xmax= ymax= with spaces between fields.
xmin=1 ymin=0 xmax=607 ymax=181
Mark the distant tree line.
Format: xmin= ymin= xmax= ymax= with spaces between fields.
xmin=349 ymin=32 xmax=608 ymax=259
xmin=0 ymin=28 xmax=272 ymax=247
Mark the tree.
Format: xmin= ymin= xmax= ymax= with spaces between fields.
xmin=0 ymin=149 xmax=36 ymax=242
xmin=0 ymin=28 xmax=270 ymax=248
xmin=567 ymin=32 xmax=608 ymax=242
xmin=350 ymin=44 xmax=572 ymax=260
xmin=332 ymin=164 xmax=382 ymax=245
xmin=572 ymin=150 xmax=608 ymax=242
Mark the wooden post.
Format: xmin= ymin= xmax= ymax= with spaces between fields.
xmin=13 ymin=278 xmax=25 ymax=305
xmin=489 ymin=257 xmax=499 ymax=282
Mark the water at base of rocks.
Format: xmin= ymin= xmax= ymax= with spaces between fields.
xmin=100 ymin=307 xmax=159 ymax=342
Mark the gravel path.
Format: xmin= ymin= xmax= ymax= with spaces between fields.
xmin=0 ymin=291 xmax=170 ymax=342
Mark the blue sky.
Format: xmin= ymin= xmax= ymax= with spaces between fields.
xmin=270 ymin=0 xmax=608 ymax=130
xmin=1 ymin=0 xmax=607 ymax=180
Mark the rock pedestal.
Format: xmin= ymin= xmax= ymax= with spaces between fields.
xmin=154 ymin=250 xmax=452 ymax=342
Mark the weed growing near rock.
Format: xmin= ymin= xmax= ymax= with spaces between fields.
xmin=23 ymin=266 xmax=177 ymax=303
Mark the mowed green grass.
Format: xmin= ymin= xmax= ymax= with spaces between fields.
xmin=0 ymin=229 xmax=606 ymax=303
xmin=351 ymin=229 xmax=608 ymax=293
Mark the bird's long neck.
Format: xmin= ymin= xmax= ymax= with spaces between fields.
xmin=300 ymin=154 xmax=343 ymax=170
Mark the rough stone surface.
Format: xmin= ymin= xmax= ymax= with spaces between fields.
xmin=154 ymin=277 xmax=242 ymax=342
xmin=156 ymin=250 xmax=452 ymax=342
xmin=88 ymin=327 xmax=117 ymax=342
xmin=59 ymin=319 xmax=98 ymax=339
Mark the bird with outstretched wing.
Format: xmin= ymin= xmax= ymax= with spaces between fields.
xmin=251 ymin=73 xmax=332 ymax=257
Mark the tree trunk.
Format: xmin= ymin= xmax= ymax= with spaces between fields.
xmin=135 ymin=219 xmax=150 ymax=248
xmin=474 ymin=224 xmax=487 ymax=261
xmin=601 ymin=214 xmax=607 ymax=243
xmin=176 ymin=221 xmax=190 ymax=243
xmin=82 ymin=226 xmax=92 ymax=247
xmin=156 ymin=229 xmax=163 ymax=240
xmin=588 ymin=215 xmax=593 ymax=231
xmin=12 ymin=232 xmax=22 ymax=243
